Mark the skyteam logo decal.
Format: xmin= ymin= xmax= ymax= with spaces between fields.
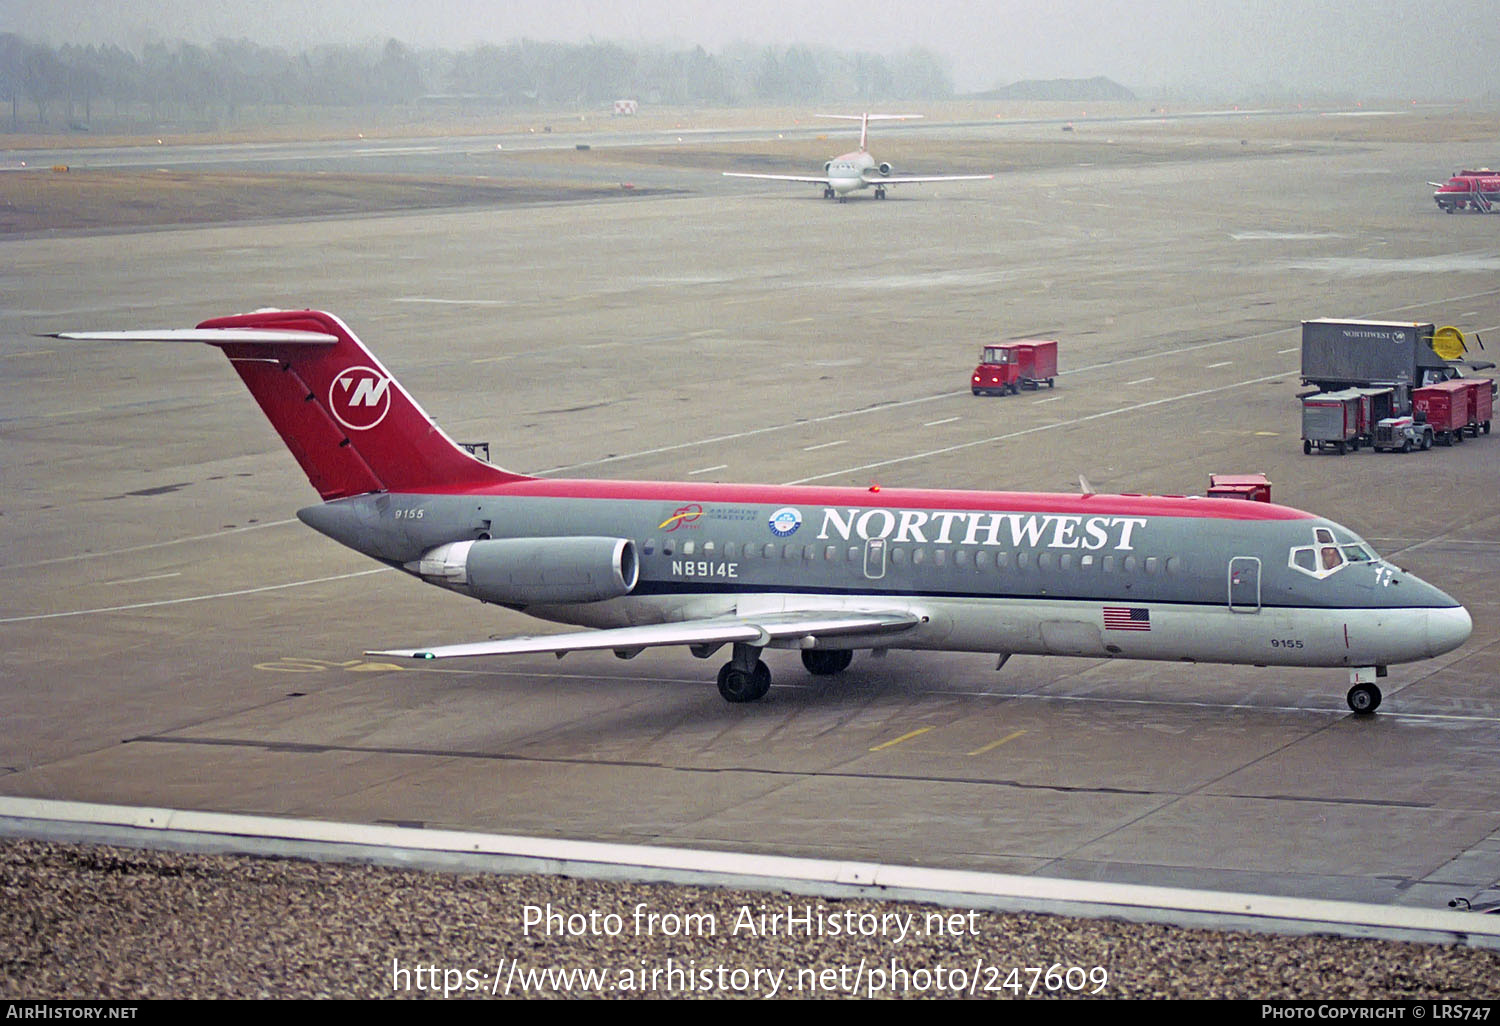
xmin=768 ymin=507 xmax=802 ymax=538
xmin=329 ymin=366 xmax=392 ymax=431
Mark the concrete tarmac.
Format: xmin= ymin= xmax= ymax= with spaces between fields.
xmin=3 ymin=108 xmax=1499 ymax=923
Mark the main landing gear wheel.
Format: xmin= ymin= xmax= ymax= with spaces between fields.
xmin=717 ymin=660 xmax=771 ymax=702
xmin=1346 ymin=682 xmax=1382 ymax=715
xmin=874 ymin=186 xmax=887 ymax=200
xmin=801 ymin=649 xmax=854 ymax=676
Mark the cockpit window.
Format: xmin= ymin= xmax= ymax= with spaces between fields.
xmin=1291 ymin=543 xmax=1342 ymax=579
xmin=1290 ymin=528 xmax=1382 ymax=580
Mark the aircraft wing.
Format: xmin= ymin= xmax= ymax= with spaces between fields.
xmin=861 ymin=173 xmax=994 ymax=184
xmin=722 ymin=172 xmax=832 ymax=185
xmin=369 ymin=609 xmax=920 ymax=661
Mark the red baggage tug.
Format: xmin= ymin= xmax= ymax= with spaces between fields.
xmin=971 ymin=339 xmax=1058 ymax=396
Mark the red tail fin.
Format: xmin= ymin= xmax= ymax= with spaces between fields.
xmin=197 ymin=310 xmax=530 ymax=499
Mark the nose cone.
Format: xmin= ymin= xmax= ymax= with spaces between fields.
xmin=1427 ymin=604 xmax=1473 ymax=658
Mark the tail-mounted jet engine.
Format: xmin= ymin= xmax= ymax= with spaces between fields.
xmin=410 ymin=537 xmax=638 ymax=605
xmin=877 ymin=162 xmax=892 ymax=176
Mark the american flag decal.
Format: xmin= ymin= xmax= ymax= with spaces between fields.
xmin=1103 ymin=606 xmax=1151 ymax=631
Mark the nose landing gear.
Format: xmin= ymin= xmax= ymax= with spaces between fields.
xmin=1346 ymin=667 xmax=1385 ymax=714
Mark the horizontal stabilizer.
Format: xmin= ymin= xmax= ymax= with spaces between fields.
xmin=45 ymin=329 xmax=338 ymax=345
xmin=50 ymin=309 xmax=531 ymax=500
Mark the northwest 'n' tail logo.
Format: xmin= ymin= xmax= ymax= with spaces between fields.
xmin=330 ymin=366 xmax=392 ymax=430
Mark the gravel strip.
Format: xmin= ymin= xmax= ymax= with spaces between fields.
xmin=1 ymin=837 xmax=1496 ymax=999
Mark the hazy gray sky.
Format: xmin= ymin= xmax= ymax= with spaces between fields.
xmin=6 ymin=0 xmax=1498 ymax=98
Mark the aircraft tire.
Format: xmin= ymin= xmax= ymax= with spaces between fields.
xmin=802 ymin=649 xmax=854 ymax=676
xmin=1347 ymin=683 xmax=1381 ymax=715
xmin=718 ymin=660 xmax=772 ymax=702
xmin=752 ymin=661 xmax=771 ymax=699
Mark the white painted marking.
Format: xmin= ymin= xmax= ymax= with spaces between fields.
xmin=1032 ymin=396 xmax=1061 ymax=404
xmin=393 ymin=298 xmax=512 ymax=306
xmin=0 ymin=569 xmax=388 ymax=624
xmin=802 ymin=440 xmax=847 ymax=451
xmin=1124 ymin=377 xmax=1154 ymax=385
xmin=3 ymin=797 xmax=1495 ymax=948
xmin=534 ymin=288 xmax=1500 ymax=476
xmin=1278 ymin=347 xmax=1298 ymax=354
xmin=787 ymin=372 xmax=1293 ymax=484
xmin=923 ymin=417 xmax=961 ymax=427
xmin=0 ymin=520 xmax=300 ymax=572
xmin=107 ymin=572 xmax=181 ymax=586
xmin=1206 ymin=361 xmax=1233 ymax=368
xmin=688 ymin=465 xmax=727 ymax=476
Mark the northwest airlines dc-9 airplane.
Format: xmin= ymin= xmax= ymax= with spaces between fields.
xmin=52 ymin=310 xmax=1471 ymax=714
xmin=722 ymin=113 xmax=993 ymax=200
